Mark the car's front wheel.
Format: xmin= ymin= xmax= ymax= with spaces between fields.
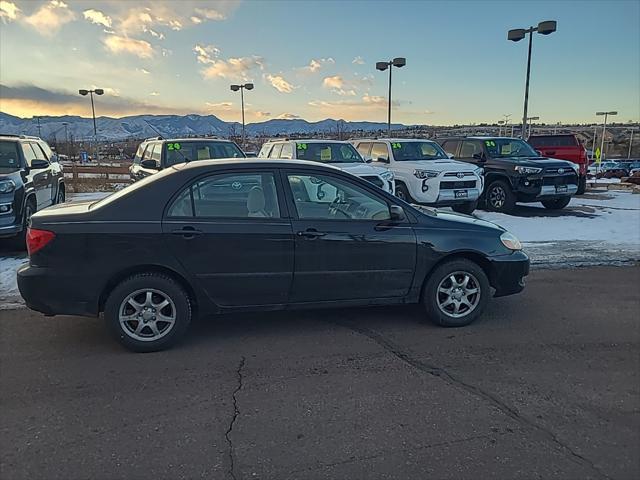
xmin=422 ymin=259 xmax=490 ymax=327
xmin=105 ymin=273 xmax=192 ymax=352
xmin=576 ymin=176 xmax=587 ymax=195
xmin=485 ymin=180 xmax=516 ymax=213
xmin=541 ymin=197 xmax=571 ymax=210
xmin=452 ymin=201 xmax=478 ymax=215
xmin=395 ymin=182 xmax=414 ymax=203
xmin=55 ymin=183 xmax=65 ymax=204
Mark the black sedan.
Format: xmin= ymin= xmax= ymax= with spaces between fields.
xmin=17 ymin=159 xmax=529 ymax=352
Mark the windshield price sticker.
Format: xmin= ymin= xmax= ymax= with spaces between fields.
xmin=297 ymin=143 xmax=308 ymax=150
xmin=391 ymin=142 xmax=403 ymax=149
xmin=484 ymin=140 xmax=496 ymax=147
xmin=167 ymin=143 xmax=182 ymax=151
xmin=320 ymin=147 xmax=332 ymax=161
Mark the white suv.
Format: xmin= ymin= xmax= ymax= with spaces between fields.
xmin=352 ymin=139 xmax=483 ymax=214
xmin=258 ymin=139 xmax=395 ymax=194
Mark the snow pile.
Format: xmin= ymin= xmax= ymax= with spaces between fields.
xmin=0 ymin=256 xmax=26 ymax=309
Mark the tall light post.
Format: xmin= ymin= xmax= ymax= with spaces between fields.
xmin=376 ymin=57 xmax=406 ymax=134
xmin=62 ymin=122 xmax=69 ymax=157
xmin=596 ymin=111 xmax=617 ymax=161
xmin=628 ymin=128 xmax=634 ymax=159
xmin=230 ymin=83 xmax=254 ymax=148
xmin=79 ymin=88 xmax=104 ymax=161
xmin=526 ymin=116 xmax=539 ymax=138
xmin=508 ymin=20 xmax=557 ymax=138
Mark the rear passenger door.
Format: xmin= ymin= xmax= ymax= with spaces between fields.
xmin=162 ymin=169 xmax=294 ymax=307
xmin=20 ymin=143 xmax=50 ymax=209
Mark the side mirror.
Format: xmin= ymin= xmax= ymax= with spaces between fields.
xmin=377 ymin=156 xmax=390 ymax=164
xmin=141 ymin=159 xmax=159 ymax=169
xmin=535 ymin=150 xmax=543 ymax=156
xmin=446 ymin=152 xmax=455 ymax=159
xmin=390 ymin=205 xmax=406 ymax=221
xmin=30 ymin=159 xmax=50 ymax=170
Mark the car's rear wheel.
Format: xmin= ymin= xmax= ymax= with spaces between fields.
xmin=395 ymin=182 xmax=414 ymax=203
xmin=55 ymin=183 xmax=65 ymax=204
xmin=105 ymin=273 xmax=191 ymax=352
xmin=541 ymin=197 xmax=571 ymax=210
xmin=452 ymin=201 xmax=478 ymax=215
xmin=422 ymin=259 xmax=490 ymax=327
xmin=486 ymin=180 xmax=515 ymax=213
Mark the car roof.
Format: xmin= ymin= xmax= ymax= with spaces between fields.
xmin=354 ymin=138 xmax=438 ymax=143
xmin=175 ymin=157 xmax=343 ymax=172
xmin=265 ymin=139 xmax=352 ymax=144
xmin=0 ymin=134 xmax=44 ymax=142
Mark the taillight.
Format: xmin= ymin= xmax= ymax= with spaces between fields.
xmin=26 ymin=228 xmax=56 ymax=256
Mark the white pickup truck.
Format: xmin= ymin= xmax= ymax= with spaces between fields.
xmin=352 ymin=138 xmax=484 ymax=214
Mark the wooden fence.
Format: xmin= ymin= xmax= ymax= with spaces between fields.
xmin=63 ymin=163 xmax=132 ymax=190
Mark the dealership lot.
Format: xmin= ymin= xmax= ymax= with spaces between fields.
xmin=0 ymin=266 xmax=638 ymax=479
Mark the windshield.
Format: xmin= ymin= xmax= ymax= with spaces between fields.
xmin=0 ymin=141 xmax=21 ymax=169
xmin=484 ymin=139 xmax=539 ymax=158
xmin=164 ymin=141 xmax=244 ymax=166
xmin=391 ymin=141 xmax=448 ymax=161
xmin=295 ymin=142 xmax=364 ymax=164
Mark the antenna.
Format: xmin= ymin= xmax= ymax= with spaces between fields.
xmin=143 ymin=120 xmax=165 ymax=139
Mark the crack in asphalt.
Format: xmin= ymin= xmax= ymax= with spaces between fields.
xmin=333 ymin=320 xmax=611 ymax=480
xmin=225 ymin=356 xmax=246 ymax=480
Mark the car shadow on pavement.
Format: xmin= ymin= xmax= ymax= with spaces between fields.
xmin=487 ymin=204 xmax=598 ymax=219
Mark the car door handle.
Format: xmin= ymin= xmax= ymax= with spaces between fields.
xmin=171 ymin=227 xmax=203 ymax=238
xmin=296 ymin=229 xmax=326 ymax=238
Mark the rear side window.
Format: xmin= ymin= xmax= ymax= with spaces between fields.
xmin=528 ymin=135 xmax=578 ymax=147
xmin=441 ymin=140 xmax=460 ymax=156
xmin=167 ymin=172 xmax=281 ymax=219
xmin=269 ymin=144 xmax=283 ymax=158
xmin=20 ymin=143 xmax=38 ymax=166
xmin=0 ymin=141 xmax=21 ymax=168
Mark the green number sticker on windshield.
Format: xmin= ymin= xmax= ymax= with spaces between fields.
xmin=391 ymin=142 xmax=402 ymax=149
xmin=167 ymin=142 xmax=181 ymax=151
xmin=485 ymin=140 xmax=496 ymax=147
xmin=297 ymin=143 xmax=307 ymax=150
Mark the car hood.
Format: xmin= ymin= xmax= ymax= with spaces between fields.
xmin=0 ymin=167 xmax=21 ymax=177
xmin=394 ymin=160 xmax=476 ymax=172
xmin=414 ymin=205 xmax=504 ymax=232
xmin=337 ymin=162 xmax=388 ymax=176
xmin=494 ymin=156 xmax=575 ymax=169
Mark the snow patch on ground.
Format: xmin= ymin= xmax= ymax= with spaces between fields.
xmin=0 ymin=256 xmax=27 ymax=309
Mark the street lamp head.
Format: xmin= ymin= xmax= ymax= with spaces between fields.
xmin=94 ymin=88 xmax=104 ymax=95
xmin=609 ymin=111 xmax=618 ymax=116
xmin=507 ymin=28 xmax=526 ymax=42
xmin=376 ymin=61 xmax=389 ymax=71
xmin=244 ymin=83 xmax=254 ymax=90
xmin=392 ymin=57 xmax=406 ymax=68
xmin=79 ymin=89 xmax=88 ymax=96
xmin=596 ymin=112 xmax=605 ymax=116
xmin=230 ymin=85 xmax=240 ymax=91
xmin=537 ymin=20 xmax=557 ymax=35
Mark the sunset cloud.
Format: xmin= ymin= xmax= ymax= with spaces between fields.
xmin=83 ymin=9 xmax=112 ymax=28
xmin=23 ymin=0 xmax=75 ymax=36
xmin=265 ymin=74 xmax=295 ymax=93
xmin=322 ymin=75 xmax=356 ymax=96
xmin=0 ymin=1 xmax=20 ymax=23
xmin=103 ymin=35 xmax=154 ymax=59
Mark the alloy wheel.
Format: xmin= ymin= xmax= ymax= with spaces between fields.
xmin=489 ymin=185 xmax=506 ymax=209
xmin=118 ymin=288 xmax=177 ymax=342
xmin=436 ymin=271 xmax=481 ymax=318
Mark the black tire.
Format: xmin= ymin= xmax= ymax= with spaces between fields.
xmin=13 ymin=199 xmax=35 ymax=250
xmin=541 ymin=196 xmax=571 ymax=210
xmin=104 ymin=273 xmax=192 ymax=352
xmin=452 ymin=201 xmax=478 ymax=215
xmin=422 ymin=259 xmax=490 ymax=327
xmin=395 ymin=182 xmax=414 ymax=203
xmin=55 ymin=183 xmax=65 ymax=204
xmin=576 ymin=176 xmax=587 ymax=195
xmin=485 ymin=179 xmax=516 ymax=213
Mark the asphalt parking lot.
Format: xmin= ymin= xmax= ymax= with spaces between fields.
xmin=1 ymin=266 xmax=639 ymax=480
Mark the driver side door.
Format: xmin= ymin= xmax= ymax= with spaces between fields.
xmin=283 ymin=169 xmax=417 ymax=303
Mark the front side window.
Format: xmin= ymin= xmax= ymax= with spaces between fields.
xmin=370 ymin=143 xmax=389 ymax=161
xmin=151 ymin=143 xmax=162 ymax=162
xmin=280 ymin=143 xmax=294 ymax=159
xmin=30 ymin=143 xmax=48 ymax=161
xmin=287 ymin=173 xmax=390 ymax=221
xmin=294 ymin=142 xmax=363 ymax=164
xmin=483 ymin=139 xmax=538 ymax=158
xmin=164 ymin=141 xmax=244 ymax=166
xmin=441 ymin=140 xmax=460 ymax=156
xmin=141 ymin=144 xmax=153 ymax=162
xmin=356 ymin=142 xmax=372 ymax=158
xmin=0 ymin=141 xmax=21 ymax=168
xmin=20 ymin=143 xmax=38 ymax=166
xmin=390 ymin=141 xmax=448 ymax=161
xmin=133 ymin=144 xmax=146 ymax=164
xmin=167 ymin=172 xmax=280 ymax=219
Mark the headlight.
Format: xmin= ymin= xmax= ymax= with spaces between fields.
xmin=514 ymin=166 xmax=542 ymax=175
xmin=474 ymin=167 xmax=484 ymax=176
xmin=0 ymin=179 xmax=16 ymax=194
xmin=500 ymin=232 xmax=522 ymax=251
xmin=380 ymin=170 xmax=394 ymax=181
xmin=570 ymin=163 xmax=579 ymax=173
xmin=414 ymin=169 xmax=439 ymax=179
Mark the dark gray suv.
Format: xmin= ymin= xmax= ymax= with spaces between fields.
xmin=0 ymin=135 xmax=65 ymax=245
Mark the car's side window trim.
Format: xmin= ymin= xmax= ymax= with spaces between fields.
xmin=163 ymin=168 xmax=290 ymax=221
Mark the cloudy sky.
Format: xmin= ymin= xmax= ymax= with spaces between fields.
xmin=0 ymin=0 xmax=638 ymax=124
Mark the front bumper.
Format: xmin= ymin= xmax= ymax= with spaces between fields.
xmin=488 ymin=251 xmax=530 ymax=298
xmin=537 ymin=184 xmax=578 ymax=197
xmin=17 ymin=263 xmax=97 ymax=317
xmin=0 ymin=222 xmax=22 ymax=239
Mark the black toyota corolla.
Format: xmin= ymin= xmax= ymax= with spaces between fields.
xmin=17 ymin=159 xmax=529 ymax=352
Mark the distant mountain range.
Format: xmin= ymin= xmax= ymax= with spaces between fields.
xmin=0 ymin=112 xmax=409 ymax=141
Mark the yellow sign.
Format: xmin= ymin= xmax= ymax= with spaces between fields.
xmin=595 ymin=147 xmax=601 ymax=163
xmin=320 ymin=147 xmax=332 ymax=161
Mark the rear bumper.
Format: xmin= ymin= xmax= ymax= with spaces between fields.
xmin=488 ymin=251 xmax=530 ymax=298
xmin=17 ymin=263 xmax=98 ymax=317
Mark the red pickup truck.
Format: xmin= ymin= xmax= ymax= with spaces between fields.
xmin=528 ymin=134 xmax=588 ymax=194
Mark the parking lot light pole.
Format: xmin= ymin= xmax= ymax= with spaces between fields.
xmin=508 ymin=21 xmax=557 ymax=139
xmin=79 ymin=88 xmax=104 ymax=161
xmin=376 ymin=57 xmax=406 ymax=134
xmin=596 ymin=111 xmax=617 ymax=161
xmin=230 ymin=83 xmax=254 ymax=148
